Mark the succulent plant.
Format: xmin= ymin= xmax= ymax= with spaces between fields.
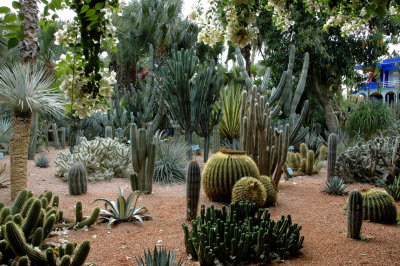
xmin=299 ymin=143 xmax=308 ymax=159
xmin=260 ymin=175 xmax=278 ymax=206
xmin=305 ymin=150 xmax=315 ymax=175
xmin=362 ymin=189 xmax=397 ymax=224
xmin=232 ymin=177 xmax=266 ymax=208
xmin=377 ymin=174 xmax=400 ymax=201
xmin=105 ymin=126 xmax=113 ymax=138
xmin=202 ymin=148 xmax=260 ymax=202
xmin=323 ymin=176 xmax=348 ymax=195
xmin=136 ymin=246 xmax=183 ymax=266
xmin=35 ymin=155 xmax=50 ymax=168
xmin=182 ymin=201 xmax=304 ymax=265
xmin=94 ymin=188 xmax=151 ymax=228
xmin=68 ymin=165 xmax=88 ymax=195
xmin=319 ymin=144 xmax=327 ymax=161
xmin=55 ymin=137 xmax=130 ymax=182
xmin=186 ymin=161 xmax=201 ymax=221
xmin=327 ymin=133 xmax=337 ymax=181
xmin=347 ymin=191 xmax=363 ymax=239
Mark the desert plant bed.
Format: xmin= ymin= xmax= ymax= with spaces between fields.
xmin=0 ymin=148 xmax=399 ymax=265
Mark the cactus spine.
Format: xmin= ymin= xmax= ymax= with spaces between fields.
xmin=52 ymin=123 xmax=60 ymax=149
xmin=130 ymin=123 xmax=156 ymax=194
xmin=327 ymin=133 xmax=338 ymax=180
xmin=186 ymin=161 xmax=201 ymax=221
xmin=347 ymin=191 xmax=363 ymax=239
xmin=68 ymin=165 xmax=88 ymax=195
xmin=105 ymin=126 xmax=112 ymax=138
xmin=212 ymin=124 xmax=220 ymax=153
xmin=362 ymin=189 xmax=397 ymax=224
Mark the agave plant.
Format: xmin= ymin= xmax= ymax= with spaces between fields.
xmin=219 ymin=86 xmax=242 ymax=142
xmin=136 ymin=246 xmax=183 ymax=266
xmin=323 ymin=176 xmax=348 ymax=195
xmin=35 ymin=154 xmax=50 ymax=168
xmin=377 ymin=175 xmax=400 ymax=201
xmin=94 ymin=188 xmax=151 ymax=228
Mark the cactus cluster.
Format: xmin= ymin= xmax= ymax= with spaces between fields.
xmin=186 ymin=161 xmax=201 ymax=221
xmin=202 ymin=149 xmax=260 ymax=202
xmin=182 ymin=201 xmax=304 ymax=265
xmin=55 ymin=137 xmax=130 ymax=182
xmin=232 ymin=177 xmax=267 ymax=208
xmin=336 ymin=136 xmax=400 ymax=183
xmin=0 ymin=189 xmax=98 ymax=265
xmin=347 ymin=191 xmax=363 ymax=239
xmin=361 ymin=189 xmax=397 ymax=224
xmin=130 ymin=123 xmax=156 ymax=194
xmin=286 ymin=143 xmax=319 ymax=175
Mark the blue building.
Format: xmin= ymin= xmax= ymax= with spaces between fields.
xmin=354 ymin=58 xmax=400 ymax=103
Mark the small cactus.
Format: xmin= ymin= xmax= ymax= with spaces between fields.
xmin=105 ymin=126 xmax=113 ymax=138
xmin=35 ymin=155 xmax=50 ymax=168
xmin=362 ymin=189 xmax=397 ymax=224
xmin=186 ymin=161 xmax=201 ymax=221
xmin=318 ymin=145 xmax=327 ymax=161
xmin=305 ymin=150 xmax=314 ymax=175
xmin=259 ymin=176 xmax=278 ymax=207
xmin=232 ymin=177 xmax=266 ymax=208
xmin=347 ymin=191 xmax=363 ymax=239
xmin=327 ymin=133 xmax=337 ymax=180
xmin=68 ymin=165 xmax=88 ymax=195
xmin=299 ymin=143 xmax=308 ymax=159
xmin=300 ymin=158 xmax=306 ymax=173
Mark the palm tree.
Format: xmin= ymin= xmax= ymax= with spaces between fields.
xmin=0 ymin=63 xmax=64 ymax=199
xmin=19 ymin=0 xmax=40 ymax=62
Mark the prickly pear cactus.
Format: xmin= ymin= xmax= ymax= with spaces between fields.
xmin=54 ymin=137 xmax=130 ymax=182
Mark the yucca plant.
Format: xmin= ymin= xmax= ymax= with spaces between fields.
xmin=323 ymin=176 xmax=348 ymax=195
xmin=135 ymin=246 xmax=183 ymax=266
xmin=94 ymin=187 xmax=151 ymax=228
xmin=153 ymin=138 xmax=190 ymax=184
xmin=377 ymin=175 xmax=400 ymax=201
xmin=0 ymin=63 xmax=64 ymax=199
xmin=219 ymin=86 xmax=242 ymax=143
xmin=0 ymin=116 xmax=11 ymax=151
xmin=35 ymin=154 xmax=50 ymax=168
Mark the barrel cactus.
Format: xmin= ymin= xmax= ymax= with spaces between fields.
xmin=362 ymin=189 xmax=397 ymax=224
xmin=68 ymin=165 xmax=88 ymax=195
xmin=232 ymin=177 xmax=266 ymax=208
xmin=260 ymin=175 xmax=278 ymax=207
xmin=186 ymin=161 xmax=201 ymax=221
xmin=202 ymin=148 xmax=260 ymax=202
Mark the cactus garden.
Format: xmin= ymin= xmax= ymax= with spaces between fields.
xmin=1 ymin=0 xmax=400 ymax=265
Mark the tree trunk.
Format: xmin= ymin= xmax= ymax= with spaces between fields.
xmin=28 ymin=111 xmax=38 ymax=160
xmin=203 ymin=135 xmax=210 ymax=163
xmin=10 ymin=113 xmax=32 ymax=199
xmin=19 ymin=0 xmax=40 ymax=62
xmin=240 ymin=45 xmax=252 ymax=77
xmin=311 ymin=66 xmax=339 ymax=132
xmin=110 ymin=59 xmax=137 ymax=91
xmin=185 ymin=131 xmax=193 ymax=160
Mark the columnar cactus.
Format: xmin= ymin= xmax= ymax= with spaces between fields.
xmin=299 ymin=143 xmax=308 ymax=159
xmin=186 ymin=161 xmax=201 ymax=221
xmin=212 ymin=124 xmax=220 ymax=154
xmin=362 ymin=189 xmax=397 ymax=224
xmin=202 ymin=149 xmax=260 ymax=202
xmin=68 ymin=165 xmax=88 ymax=195
xmin=327 ymin=133 xmax=337 ymax=180
xmin=347 ymin=191 xmax=363 ymax=239
xmin=105 ymin=126 xmax=112 ymax=138
xmin=60 ymin=127 xmax=66 ymax=149
xmin=130 ymin=123 xmax=156 ymax=194
xmin=52 ymin=123 xmax=60 ymax=149
xmin=232 ymin=177 xmax=267 ymax=208
xmin=319 ymin=145 xmax=327 ymax=161
xmin=305 ymin=150 xmax=315 ymax=175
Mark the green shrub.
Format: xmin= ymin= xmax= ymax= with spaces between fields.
xmin=345 ymin=99 xmax=395 ymax=139
xmin=153 ymin=138 xmax=190 ymax=184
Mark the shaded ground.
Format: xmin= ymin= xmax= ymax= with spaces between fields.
xmin=0 ymin=148 xmax=399 ymax=265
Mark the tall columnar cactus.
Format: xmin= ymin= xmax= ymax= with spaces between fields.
xmin=231 ymin=177 xmax=267 ymax=208
xmin=327 ymin=133 xmax=338 ymax=180
xmin=68 ymin=165 xmax=88 ymax=195
xmin=105 ymin=126 xmax=112 ymax=138
xmin=130 ymin=123 xmax=156 ymax=194
xmin=186 ymin=161 xmax=201 ymax=221
xmin=202 ymin=149 xmax=260 ymax=202
xmin=362 ymin=189 xmax=397 ymax=224
xmin=60 ymin=127 xmax=66 ymax=149
xmin=212 ymin=124 xmax=220 ymax=154
xmin=305 ymin=150 xmax=315 ymax=175
xmin=347 ymin=191 xmax=363 ymax=239
xmin=52 ymin=123 xmax=60 ymax=149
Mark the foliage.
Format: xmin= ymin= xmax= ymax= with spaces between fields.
xmin=219 ymin=86 xmax=241 ymax=142
xmin=94 ymin=188 xmax=151 ymax=228
xmin=54 ymin=137 xmax=130 ymax=182
xmin=0 ymin=116 xmax=11 ymax=151
xmin=153 ymin=138 xmax=190 ymax=184
xmin=345 ymin=99 xmax=396 ymax=140
xmin=323 ymin=176 xmax=348 ymax=195
xmin=182 ymin=201 xmax=304 ymax=265
xmin=35 ymin=155 xmax=50 ymax=168
xmin=377 ymin=174 xmax=400 ymax=201
xmin=136 ymin=246 xmax=183 ymax=266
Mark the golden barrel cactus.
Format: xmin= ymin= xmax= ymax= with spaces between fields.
xmin=232 ymin=177 xmax=266 ymax=208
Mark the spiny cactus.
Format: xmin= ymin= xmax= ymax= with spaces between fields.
xmin=105 ymin=126 xmax=112 ymax=138
xmin=299 ymin=143 xmax=308 ymax=159
xmin=52 ymin=123 xmax=60 ymax=149
xmin=68 ymin=165 xmax=88 ymax=196
xmin=186 ymin=161 xmax=201 ymax=221
xmin=319 ymin=145 xmax=327 ymax=161
xmin=327 ymin=133 xmax=337 ymax=181
xmin=35 ymin=155 xmax=50 ymax=168
xmin=260 ymin=176 xmax=278 ymax=206
xmin=305 ymin=150 xmax=315 ymax=175
xmin=212 ymin=124 xmax=220 ymax=154
xmin=130 ymin=123 xmax=156 ymax=194
xmin=362 ymin=189 xmax=397 ymax=224
xmin=347 ymin=191 xmax=363 ymax=239
xmin=182 ymin=201 xmax=304 ymax=265
xmin=202 ymin=149 xmax=260 ymax=202
xmin=232 ymin=177 xmax=267 ymax=208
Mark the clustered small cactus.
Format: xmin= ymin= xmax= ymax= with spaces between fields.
xmin=286 ymin=143 xmax=319 ymax=175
